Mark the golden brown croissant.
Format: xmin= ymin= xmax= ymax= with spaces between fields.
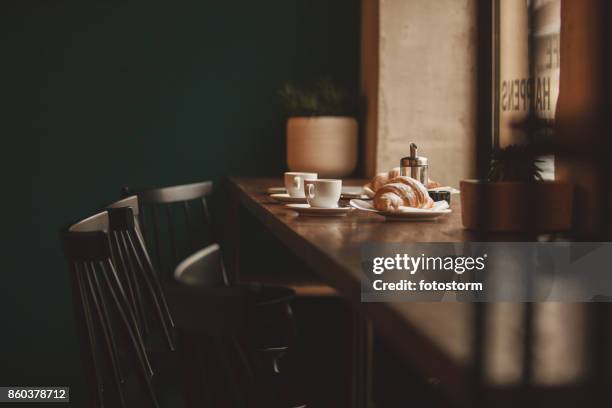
xmin=426 ymin=180 xmax=442 ymax=189
xmin=370 ymin=167 xmax=401 ymax=192
xmin=373 ymin=176 xmax=434 ymax=211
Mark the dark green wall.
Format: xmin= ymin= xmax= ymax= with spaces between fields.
xmin=1 ymin=0 xmax=359 ymax=399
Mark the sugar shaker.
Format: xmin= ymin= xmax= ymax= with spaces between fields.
xmin=400 ymin=143 xmax=428 ymax=185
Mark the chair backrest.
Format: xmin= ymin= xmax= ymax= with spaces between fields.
xmin=63 ymin=212 xmax=159 ymax=408
xmin=170 ymin=244 xmax=265 ymax=407
xmin=124 ymin=181 xmax=215 ymax=280
xmin=107 ymin=195 xmax=141 ymax=229
xmin=174 ymin=243 xmax=227 ymax=287
xmin=104 ymin=200 xmax=175 ymax=352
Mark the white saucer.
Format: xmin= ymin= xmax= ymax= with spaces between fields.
xmin=349 ymin=199 xmax=451 ymax=221
xmin=270 ymin=193 xmax=307 ymax=204
xmin=285 ymin=203 xmax=354 ymax=217
xmin=268 ymin=186 xmax=369 ymax=199
xmin=267 ymin=187 xmax=287 ymax=194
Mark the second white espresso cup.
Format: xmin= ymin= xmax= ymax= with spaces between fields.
xmin=304 ymin=179 xmax=342 ymax=208
xmin=284 ymin=172 xmax=318 ymax=198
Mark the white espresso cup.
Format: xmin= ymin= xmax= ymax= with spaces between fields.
xmin=284 ymin=172 xmax=318 ymax=198
xmin=304 ymin=179 xmax=342 ymax=208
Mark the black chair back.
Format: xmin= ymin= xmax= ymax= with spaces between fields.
xmin=107 ymin=195 xmax=141 ymax=230
xmin=124 ymin=181 xmax=214 ymax=280
xmin=62 ymin=212 xmax=159 ymax=408
xmin=174 ymin=243 xmax=227 ymax=287
xmin=104 ymin=199 xmax=175 ymax=352
xmin=170 ymin=245 xmax=267 ymax=408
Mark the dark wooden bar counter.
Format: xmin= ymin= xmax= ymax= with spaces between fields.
xmin=224 ymin=177 xmax=478 ymax=406
xmin=224 ymin=177 xmax=593 ymax=408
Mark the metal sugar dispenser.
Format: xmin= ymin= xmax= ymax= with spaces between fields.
xmin=400 ymin=143 xmax=429 ymax=185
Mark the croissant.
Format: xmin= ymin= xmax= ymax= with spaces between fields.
xmin=426 ymin=180 xmax=442 ymax=189
xmin=373 ymin=176 xmax=434 ymax=211
xmin=370 ymin=167 xmax=401 ymax=192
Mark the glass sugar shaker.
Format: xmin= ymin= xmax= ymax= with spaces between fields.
xmin=400 ymin=143 xmax=428 ymax=185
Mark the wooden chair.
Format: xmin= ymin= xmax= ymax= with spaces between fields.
xmin=174 ymin=242 xmax=226 ymax=287
xmin=174 ymin=243 xmax=296 ymax=347
xmin=104 ymin=201 xmax=176 ymax=352
xmin=122 ymin=181 xmax=214 ymax=280
xmin=123 ymin=181 xmax=305 ymax=405
xmin=62 ymin=211 xmax=159 ymax=408
xmin=63 ymin=209 xmax=273 ymax=407
xmin=175 ymin=245 xmax=306 ymax=408
xmin=106 ymin=195 xmax=141 ymax=227
xmin=107 ymin=194 xmax=295 ymax=354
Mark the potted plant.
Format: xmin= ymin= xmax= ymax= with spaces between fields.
xmin=460 ymin=144 xmax=574 ymax=232
xmin=279 ymin=79 xmax=358 ymax=177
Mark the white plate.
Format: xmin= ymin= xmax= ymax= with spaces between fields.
xmin=285 ymin=203 xmax=354 ymax=217
xmin=340 ymin=186 xmax=368 ymax=199
xmin=270 ymin=193 xmax=307 ymax=204
xmin=362 ymin=185 xmax=460 ymax=199
xmin=349 ymin=199 xmax=451 ymax=221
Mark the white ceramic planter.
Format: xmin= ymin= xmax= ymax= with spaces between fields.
xmin=286 ymin=116 xmax=358 ymax=178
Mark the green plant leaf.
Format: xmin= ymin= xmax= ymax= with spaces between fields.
xmin=487 ymin=144 xmax=544 ymax=182
xmin=278 ymin=78 xmax=357 ymax=117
